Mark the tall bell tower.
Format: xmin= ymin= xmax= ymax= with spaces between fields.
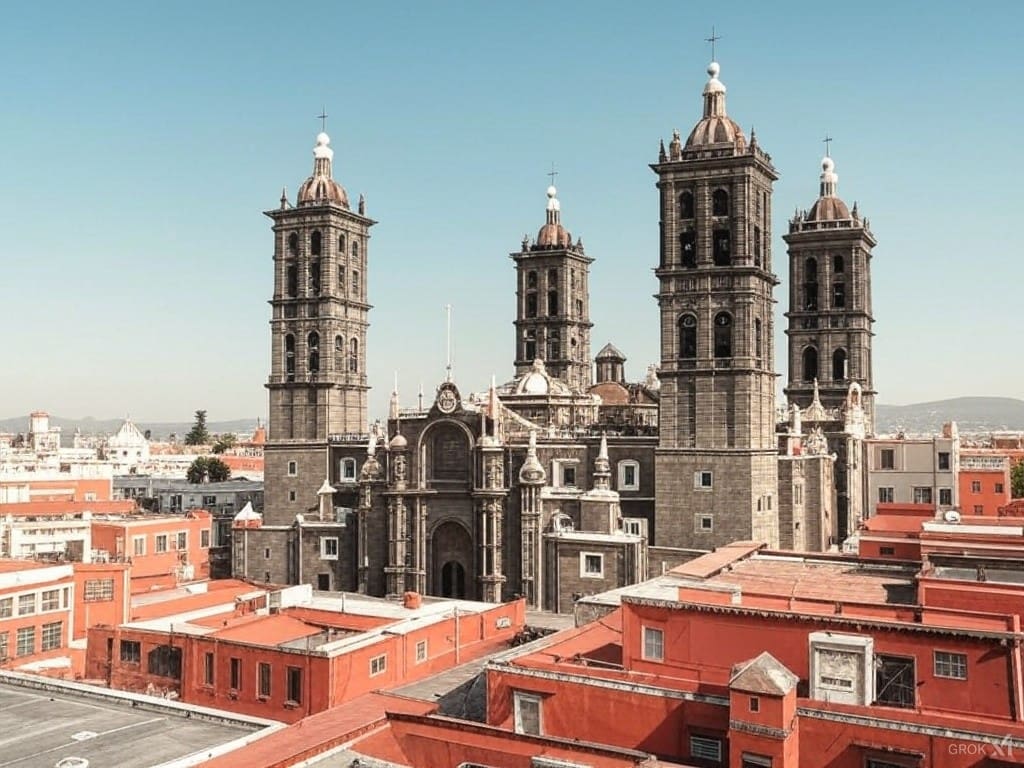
xmin=652 ymin=59 xmax=779 ymax=549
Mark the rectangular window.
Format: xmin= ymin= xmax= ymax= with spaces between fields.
xmin=41 ymin=589 xmax=60 ymax=611
xmin=618 ymin=461 xmax=639 ymax=491
xmin=938 ymin=451 xmax=951 ymax=471
xmin=288 ymin=490 xmax=297 ymax=502
xmin=0 ymin=598 xmax=11 ymax=618
xmin=875 ymin=655 xmax=915 ymax=708
xmin=749 ymin=696 xmax=760 ymax=712
xmin=230 ymin=657 xmax=242 ymax=690
xmin=879 ymin=449 xmax=895 ymax=470
xmin=176 ymin=532 xmax=188 ymax=550
xmin=16 ymin=627 xmax=35 ymax=657
xmin=320 ymin=537 xmax=339 ymax=560
xmin=84 ymin=579 xmax=115 ymax=602
xmin=341 ymin=458 xmax=357 ymax=480
xmin=513 ymin=691 xmax=542 ymax=736
xmin=694 ymin=470 xmax=713 ymax=489
xmin=287 ymin=666 xmax=302 ymax=703
xmin=41 ymin=622 xmax=63 ymax=652
xmin=0 ymin=632 xmax=8 ymax=660
xmin=370 ymin=654 xmax=387 ymax=676
xmin=879 ymin=546 xmax=896 ymax=556
xmin=203 ymin=651 xmax=214 ymax=685
xmin=18 ymin=594 xmax=35 ymax=616
xmin=697 ymin=515 xmax=713 ymax=532
xmin=147 ymin=646 xmax=182 ymax=678
xmin=415 ymin=639 xmax=428 ymax=663
xmin=974 ymin=505 xmax=984 ymax=514
xmin=690 ymin=735 xmax=723 ymax=763
xmin=258 ymin=662 xmax=271 ymax=697
xmin=997 ymin=482 xmax=1005 ymax=494
xmin=913 ymin=487 xmax=933 ymax=505
xmin=580 ymin=552 xmax=603 ymax=579
xmin=877 ymin=487 xmax=894 ymax=504
xmin=155 ymin=534 xmax=168 ymax=553
xmin=934 ymin=651 xmax=967 ymax=680
xmin=971 ymin=480 xmax=982 ymax=493
xmin=133 ymin=535 xmax=146 ymax=556
xmin=939 ymin=488 xmax=952 ymax=506
xmin=741 ymin=755 xmax=772 ymax=768
xmin=201 ymin=529 xmax=210 ymax=548
xmin=562 ymin=465 xmax=576 ymax=487
xmin=287 ymin=461 xmax=298 ymax=476
xmin=642 ymin=626 xmax=664 ymax=661
xmin=120 ymin=640 xmax=141 ymax=664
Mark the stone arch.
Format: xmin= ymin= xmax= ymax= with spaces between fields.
xmin=429 ymin=518 xmax=474 ymax=599
xmin=418 ymin=419 xmax=475 ymax=487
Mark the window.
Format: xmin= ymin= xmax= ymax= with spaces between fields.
xmin=370 ymin=654 xmax=387 ymax=676
xmin=415 ymin=640 xmax=428 ymax=663
xmin=41 ymin=589 xmax=60 ymax=611
xmin=803 ymin=258 xmax=819 ymax=311
xmin=148 ymin=646 xmax=182 ymax=678
xmin=41 ymin=622 xmax=62 ymax=652
xmin=970 ymin=480 xmax=982 ymax=493
xmin=934 ymin=651 xmax=967 ymax=680
xmin=712 ymin=229 xmax=731 ymax=266
xmin=264 ymin=547 xmax=272 ymax=559
xmin=155 ymin=534 xmax=168 ymax=554
xmin=547 ymin=330 xmax=560 ymax=360
xmin=879 ymin=546 xmax=895 ymax=556
xmin=974 ymin=505 xmax=984 ymax=514
xmin=286 ymin=263 xmax=298 ymax=297
xmin=748 ymin=696 xmax=760 ymax=712
xmin=832 ymin=348 xmax=847 ymax=381
xmin=526 ymin=293 xmax=537 ymax=318
xmin=513 ymin=691 xmax=542 ymax=735
xmin=741 ymin=755 xmax=772 ymax=768
xmin=580 ymin=553 xmax=604 ymax=579
xmin=547 ymin=290 xmax=559 ymax=316
xmin=642 ymin=626 xmax=664 ymax=661
xmin=679 ymin=314 xmax=697 ymax=358
xmin=18 ymin=594 xmax=35 ymax=616
xmin=120 ymin=640 xmax=141 ymax=664
xmin=875 ymin=655 xmax=915 ymax=708
xmin=0 ymin=598 xmax=10 ymax=618
xmin=320 ymin=537 xmax=339 ymax=560
xmin=351 ymin=269 xmax=360 ymax=297
xmin=340 ymin=457 xmax=357 ymax=481
xmin=754 ymin=225 xmax=762 ymax=266
xmin=833 ymin=254 xmax=844 ymax=273
xmin=16 ymin=627 xmax=35 ymax=657
xmin=997 ymin=482 xmax=1005 ymax=494
xmin=560 ymin=463 xmax=577 ymax=488
xmin=689 ymin=735 xmax=722 ymax=763
xmin=84 ymin=579 xmax=115 ymax=602
xmin=832 ymin=282 xmax=846 ymax=309
xmin=679 ymin=191 xmax=695 ymax=219
xmin=622 ymin=518 xmax=646 ymax=537
xmin=349 ymin=337 xmax=359 ymax=372
xmin=0 ymin=632 xmax=7 ymax=660
xmin=913 ymin=487 xmax=933 ymax=505
xmin=878 ymin=487 xmax=894 ymax=504
xmin=880 ymin=449 xmax=895 ymax=470
xmin=679 ymin=228 xmax=697 ymax=267
xmin=289 ymin=490 xmax=297 ymax=502
xmin=713 ymin=313 xmax=732 ymax=357
xmin=230 ymin=657 xmax=242 ymax=690
xmin=939 ymin=488 xmax=952 ymax=506
xmin=309 ymin=260 xmax=321 ymax=295
xmin=694 ymin=471 xmax=713 ymax=489
xmin=754 ymin=318 xmax=762 ymax=362
xmin=176 ymin=532 xmax=188 ymax=550
xmin=310 ymin=230 xmax=322 ymax=256
xmin=308 ymin=331 xmax=320 ymax=374
xmin=258 ymin=662 xmax=272 ymax=697
xmin=711 ymin=189 xmax=729 ymax=216
xmin=937 ymin=451 xmax=951 ymax=470
xmin=287 ymin=232 xmax=298 ymax=256
xmin=201 ymin=529 xmax=211 ymax=548
xmin=802 ymin=346 xmax=819 ymax=381
xmin=133 ymin=535 xmax=146 ymax=556
xmin=287 ymin=666 xmax=303 ymax=703
xmin=698 ymin=515 xmax=713 ymax=531
xmin=203 ymin=652 xmax=215 ymax=685
xmin=285 ymin=334 xmax=296 ymax=381
xmin=618 ymin=460 xmax=640 ymax=491
xmin=287 ymin=460 xmax=298 ymax=476
xmin=527 ymin=270 xmax=537 ymax=289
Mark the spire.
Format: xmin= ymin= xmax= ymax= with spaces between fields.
xmin=389 ymin=373 xmax=400 ymax=421
xmin=312 ymin=132 xmax=334 ymax=179
xmin=518 ymin=430 xmax=546 ymax=485
xmin=279 ymin=187 xmax=289 ymax=209
xmin=593 ymin=434 xmax=611 ymax=491
xmin=702 ymin=61 xmax=727 ymax=119
xmin=819 ymin=155 xmax=838 ymax=198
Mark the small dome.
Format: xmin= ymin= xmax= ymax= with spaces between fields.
xmin=298 ymin=176 xmax=349 ymax=207
xmin=536 ymin=223 xmax=572 ymax=247
xmin=521 ymin=370 xmax=549 ymax=395
xmin=595 ymin=342 xmax=626 ymax=361
xmin=389 ymin=432 xmax=408 ymax=449
xmin=805 ymin=196 xmax=851 ymax=222
xmin=686 ymin=115 xmax=744 ymax=148
xmin=590 ymin=381 xmax=630 ymax=406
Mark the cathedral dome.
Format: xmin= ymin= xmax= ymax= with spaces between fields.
xmin=685 ymin=62 xmax=746 ymax=150
xmin=805 ymin=156 xmax=851 ymax=222
xmin=297 ymin=133 xmax=350 ymax=208
xmin=515 ymin=358 xmax=570 ymax=396
xmin=535 ymin=186 xmax=572 ymax=248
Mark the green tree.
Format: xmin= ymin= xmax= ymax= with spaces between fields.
xmin=184 ymin=410 xmax=210 ymax=445
xmin=1012 ymin=461 xmax=1024 ymax=499
xmin=186 ymin=456 xmax=231 ymax=484
xmin=211 ymin=433 xmax=237 ymax=454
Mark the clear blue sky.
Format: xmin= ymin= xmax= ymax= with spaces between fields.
xmin=2 ymin=1 xmax=1022 ymax=423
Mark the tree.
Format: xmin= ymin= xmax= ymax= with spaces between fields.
xmin=211 ymin=433 xmax=237 ymax=454
xmin=184 ymin=410 xmax=210 ymax=445
xmin=1012 ymin=461 xmax=1024 ymax=499
xmin=186 ymin=456 xmax=231 ymax=484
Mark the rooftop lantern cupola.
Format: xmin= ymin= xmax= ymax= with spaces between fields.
xmin=805 ymin=154 xmax=851 ymax=221
xmin=535 ymin=185 xmax=572 ymax=248
xmin=684 ymin=61 xmax=746 ymax=150
xmin=297 ymin=132 xmax=350 ymax=208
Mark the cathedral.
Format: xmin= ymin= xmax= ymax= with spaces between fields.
xmin=233 ymin=55 xmax=878 ymax=611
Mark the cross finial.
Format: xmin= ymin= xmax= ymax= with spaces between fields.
xmin=705 ymin=26 xmax=722 ymax=61
xmin=317 ymin=107 xmax=328 ymax=133
xmin=823 ymin=133 xmax=833 ymax=157
xmin=547 ymin=162 xmax=558 ymax=187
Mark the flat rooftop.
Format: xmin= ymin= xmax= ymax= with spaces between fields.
xmin=0 ymin=675 xmax=272 ymax=768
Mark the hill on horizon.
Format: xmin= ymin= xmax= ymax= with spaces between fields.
xmin=0 ymin=414 xmax=261 ymax=443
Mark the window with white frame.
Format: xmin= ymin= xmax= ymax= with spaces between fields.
xmin=155 ymin=534 xmax=168 ymax=553
xmin=617 ymin=460 xmax=640 ymax=491
xmin=340 ymin=457 xmax=357 ymax=481
xmin=938 ymin=488 xmax=952 ymax=506
xmin=622 ymin=518 xmax=646 ymax=537
xmin=552 ymin=459 xmax=578 ymax=489
xmin=201 ymin=529 xmax=210 ymax=548
xmin=913 ymin=487 xmax=933 ymax=505
xmin=41 ymin=622 xmax=63 ymax=652
xmin=513 ymin=691 xmax=542 ymax=735
xmin=696 ymin=514 xmax=713 ymax=532
xmin=642 ymin=626 xmax=664 ymax=661
xmin=0 ymin=632 xmax=8 ymax=660
xmin=878 ymin=487 xmax=894 ymax=504
xmin=690 ymin=735 xmax=723 ymax=763
xmin=133 ymin=535 xmax=146 ymax=556
xmin=370 ymin=653 xmax=387 ymax=676
xmin=176 ymin=531 xmax=188 ymax=550
xmin=16 ymin=627 xmax=35 ymax=657
xmin=934 ymin=650 xmax=967 ymax=680
xmin=694 ymin=470 xmax=713 ymax=490
xmin=41 ymin=590 xmax=60 ymax=611
xmin=287 ymin=460 xmax=298 ymax=476
xmin=0 ymin=598 xmax=11 ymax=618
xmin=320 ymin=537 xmax=339 ymax=560
xmin=579 ymin=552 xmax=603 ymax=579
xmin=415 ymin=639 xmax=428 ymax=663
xmin=18 ymin=594 xmax=35 ymax=616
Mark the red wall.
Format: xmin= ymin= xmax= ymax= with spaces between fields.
xmin=72 ymin=562 xmax=129 ymax=640
xmin=959 ymin=468 xmax=1011 ymax=516
xmin=91 ymin=512 xmax=211 ymax=591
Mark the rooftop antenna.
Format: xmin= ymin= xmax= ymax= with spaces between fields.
xmin=823 ymin=133 xmax=833 ymax=157
xmin=705 ymin=25 xmax=722 ymax=61
xmin=317 ymin=107 xmax=328 ymax=133
xmin=444 ymin=304 xmax=454 ymax=382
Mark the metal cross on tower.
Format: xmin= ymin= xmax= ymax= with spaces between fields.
xmin=547 ymin=163 xmax=558 ymax=187
xmin=705 ymin=26 xmax=722 ymax=60
xmin=823 ymin=133 xmax=833 ymax=157
xmin=317 ymin=108 xmax=328 ymax=132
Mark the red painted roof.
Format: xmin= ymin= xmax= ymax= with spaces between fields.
xmin=668 ymin=541 xmax=763 ymax=578
xmin=0 ymin=500 xmax=136 ymax=517
xmin=208 ymin=613 xmax=321 ymax=644
xmin=0 ymin=558 xmax=57 ymax=573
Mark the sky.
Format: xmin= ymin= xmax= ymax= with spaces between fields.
xmin=2 ymin=1 xmax=1022 ymax=424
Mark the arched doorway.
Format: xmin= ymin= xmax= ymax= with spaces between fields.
xmin=431 ymin=519 xmax=474 ymax=600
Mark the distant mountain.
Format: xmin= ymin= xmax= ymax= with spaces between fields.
xmin=876 ymin=397 xmax=1024 ymax=435
xmin=0 ymin=415 xmax=261 ymax=444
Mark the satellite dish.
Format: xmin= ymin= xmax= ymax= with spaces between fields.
xmin=944 ymin=509 xmax=961 ymax=524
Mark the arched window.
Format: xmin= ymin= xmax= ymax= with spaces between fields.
xmin=678 ymin=314 xmax=697 ymax=358
xmin=575 ymin=298 xmax=583 ymax=317
xmin=335 ymin=335 xmax=344 ymax=370
xmin=352 ymin=270 xmax=360 ymax=297
xmin=712 ymin=189 xmax=729 ymax=216
xmin=308 ymin=332 xmax=320 ymax=374
xmin=832 ymin=348 xmax=848 ymax=381
xmin=287 ymin=233 xmax=299 ymax=256
xmin=832 ymin=281 xmax=846 ymax=308
xmin=351 ymin=241 xmax=359 ymax=261
xmin=679 ymin=191 xmax=695 ymax=219
xmin=548 ymin=268 xmax=558 ymax=284
xmin=337 ymin=264 xmax=345 ymax=291
xmin=548 ymin=331 xmax=560 ymax=360
xmin=833 ymin=254 xmax=844 ymax=273
xmin=548 ymin=290 xmax=559 ymax=316
xmin=805 ymin=257 xmax=818 ymax=281
xmin=338 ymin=233 xmax=346 ymax=253
xmin=754 ymin=226 xmax=762 ymax=267
xmin=713 ymin=228 xmax=731 ymax=266
xmin=803 ymin=257 xmax=818 ymax=311
xmin=286 ymin=264 xmax=298 ymax=298
xmin=285 ymin=334 xmax=295 ymax=381
xmin=680 ymin=228 xmax=696 ymax=267
xmin=803 ymin=347 xmax=819 ymax=381
xmin=527 ymin=270 xmax=537 ymax=289
xmin=310 ymin=260 xmax=321 ymax=295
xmin=349 ymin=338 xmax=359 ymax=373
xmin=526 ymin=293 xmax=537 ymax=318
xmin=524 ymin=329 xmax=536 ymax=361
xmin=713 ymin=313 xmax=732 ymax=358
xmin=311 ymin=230 xmax=322 ymax=257
xmin=755 ymin=318 xmax=763 ymax=362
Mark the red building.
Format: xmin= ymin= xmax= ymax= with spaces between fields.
xmin=959 ymin=451 xmax=1011 ymax=516
xmin=0 ymin=559 xmax=74 ymax=675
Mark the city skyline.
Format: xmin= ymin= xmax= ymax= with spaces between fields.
xmin=3 ymin=1 xmax=1022 ymax=422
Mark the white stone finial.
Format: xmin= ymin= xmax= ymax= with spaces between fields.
xmin=313 ymin=132 xmax=333 ymax=161
xmin=707 ymin=61 xmax=720 ymax=79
